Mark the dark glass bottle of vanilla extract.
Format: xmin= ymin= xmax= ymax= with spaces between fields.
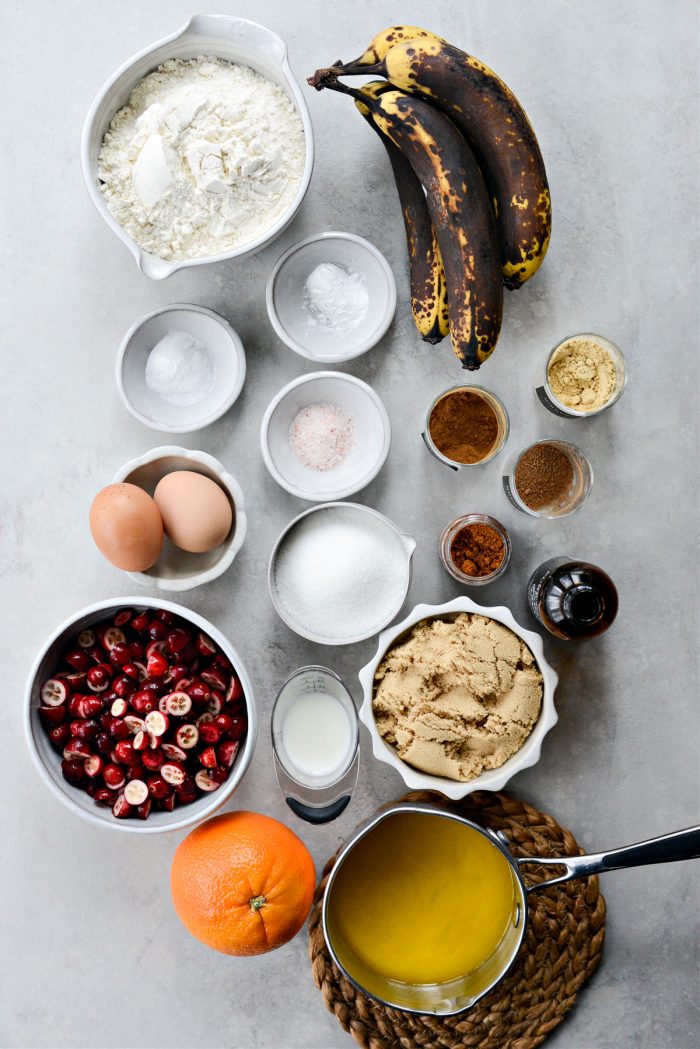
xmin=527 ymin=557 xmax=618 ymax=640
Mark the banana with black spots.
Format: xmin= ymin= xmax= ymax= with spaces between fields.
xmin=356 ymin=81 xmax=448 ymax=344
xmin=334 ymin=31 xmax=552 ymax=288
xmin=322 ymin=80 xmax=502 ymax=369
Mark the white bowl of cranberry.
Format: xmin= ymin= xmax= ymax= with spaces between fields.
xmin=25 ymin=598 xmax=256 ymax=832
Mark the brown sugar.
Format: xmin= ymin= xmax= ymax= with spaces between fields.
xmin=428 ymin=389 xmax=499 ymax=464
xmin=450 ymin=523 xmax=505 ymax=577
xmin=514 ymin=443 xmax=574 ymax=511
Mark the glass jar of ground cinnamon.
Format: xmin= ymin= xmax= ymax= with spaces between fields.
xmin=502 ymin=438 xmax=593 ymax=518
xmin=423 ymin=386 xmax=509 ymax=469
xmin=439 ymin=514 xmax=512 ymax=585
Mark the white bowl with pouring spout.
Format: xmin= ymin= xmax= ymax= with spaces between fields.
xmin=81 ymin=14 xmax=314 ymax=280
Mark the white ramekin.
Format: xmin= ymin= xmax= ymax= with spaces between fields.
xmin=81 ymin=14 xmax=314 ymax=280
xmin=260 ymin=371 xmax=391 ymax=501
xmin=116 ymin=304 xmax=246 ymax=433
xmin=25 ymin=597 xmax=257 ymax=834
xmin=112 ymin=446 xmax=247 ymax=591
xmin=358 ymin=597 xmax=559 ymax=800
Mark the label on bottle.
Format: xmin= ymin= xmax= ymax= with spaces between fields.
xmin=536 ymin=386 xmax=575 ymax=418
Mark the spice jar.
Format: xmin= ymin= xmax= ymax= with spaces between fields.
xmin=423 ymin=386 xmax=509 ymax=470
xmin=536 ymin=332 xmax=627 ymax=418
xmin=439 ymin=514 xmax=512 ymax=585
xmin=503 ymin=439 xmax=593 ymax=518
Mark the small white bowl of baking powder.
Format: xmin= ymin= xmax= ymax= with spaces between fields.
xmin=260 ymin=372 xmax=391 ymax=501
xmin=266 ymin=232 xmax=397 ymax=362
xmin=116 ymin=303 xmax=246 ymax=433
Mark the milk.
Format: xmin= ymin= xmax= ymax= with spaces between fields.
xmin=281 ymin=691 xmax=353 ymax=780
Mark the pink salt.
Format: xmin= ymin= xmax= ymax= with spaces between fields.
xmin=289 ymin=402 xmax=356 ymax=472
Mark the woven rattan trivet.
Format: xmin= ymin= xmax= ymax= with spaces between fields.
xmin=308 ymin=790 xmax=606 ymax=1049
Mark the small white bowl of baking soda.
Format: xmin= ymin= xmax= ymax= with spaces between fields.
xmin=260 ymin=372 xmax=391 ymax=502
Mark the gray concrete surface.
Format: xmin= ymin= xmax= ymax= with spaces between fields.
xmin=1 ymin=1 xmax=698 ymax=1047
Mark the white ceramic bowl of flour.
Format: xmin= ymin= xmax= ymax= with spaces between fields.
xmin=266 ymin=232 xmax=397 ymax=362
xmin=117 ymin=304 xmax=246 ymax=432
xmin=261 ymin=372 xmax=391 ymax=501
xmin=269 ymin=503 xmax=416 ymax=645
xmin=81 ymin=15 xmax=314 ymax=279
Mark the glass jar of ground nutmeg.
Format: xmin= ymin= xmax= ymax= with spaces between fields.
xmin=439 ymin=514 xmax=512 ymax=585
xmin=502 ymin=438 xmax=593 ymax=518
xmin=423 ymin=386 xmax=509 ymax=469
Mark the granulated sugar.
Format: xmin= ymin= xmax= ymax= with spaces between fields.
xmin=273 ymin=507 xmax=409 ymax=640
xmin=289 ymin=402 xmax=355 ymax=471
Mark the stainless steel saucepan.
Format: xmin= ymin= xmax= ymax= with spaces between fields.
xmin=322 ymin=803 xmax=700 ymax=1016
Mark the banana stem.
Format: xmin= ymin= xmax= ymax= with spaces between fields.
xmin=335 ymin=60 xmax=386 ymax=77
xmin=307 ymin=72 xmax=364 ymax=100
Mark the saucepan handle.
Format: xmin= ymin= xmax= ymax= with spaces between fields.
xmin=517 ymin=825 xmax=700 ymax=893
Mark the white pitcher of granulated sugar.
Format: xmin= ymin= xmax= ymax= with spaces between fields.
xmin=81 ymin=14 xmax=314 ymax=280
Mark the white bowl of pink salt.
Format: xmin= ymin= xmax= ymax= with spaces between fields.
xmin=260 ymin=371 xmax=391 ymax=501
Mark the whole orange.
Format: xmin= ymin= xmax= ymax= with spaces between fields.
xmin=170 ymin=811 xmax=316 ymax=956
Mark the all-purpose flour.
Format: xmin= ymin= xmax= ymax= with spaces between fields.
xmin=98 ymin=56 xmax=305 ymax=261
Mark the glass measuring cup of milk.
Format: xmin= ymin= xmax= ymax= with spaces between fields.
xmin=271 ymin=666 xmax=359 ymax=824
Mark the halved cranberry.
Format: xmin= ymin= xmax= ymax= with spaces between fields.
xmin=38 ymin=705 xmax=67 ymax=728
xmin=225 ymin=676 xmax=244 ymax=704
xmin=120 ymin=662 xmax=141 ymax=681
xmin=133 ymin=730 xmax=150 ymax=751
xmin=195 ymin=769 xmax=220 ymax=792
xmin=109 ymin=642 xmax=131 ymax=667
xmin=112 ymin=794 xmax=133 ymax=819
xmin=84 ymin=755 xmax=104 ymax=778
xmin=214 ymin=713 xmax=233 ymax=736
xmin=208 ymin=767 xmax=229 ymax=785
xmin=95 ymin=732 xmax=112 ymax=754
xmin=199 ymin=746 xmax=218 ymax=769
xmin=49 ymin=724 xmax=71 ymax=749
xmin=142 ymin=748 xmax=164 ymax=771
xmin=78 ymin=696 xmax=104 ymax=718
xmin=161 ymin=762 xmax=185 ymax=786
xmin=103 ymin=763 xmax=126 ymax=790
xmin=123 ymin=715 xmax=146 ymax=734
xmin=70 ymin=718 xmax=99 ymax=740
xmin=85 ymin=645 xmax=104 ymax=665
xmin=113 ymin=609 xmax=132 ymax=628
xmin=63 ymin=671 xmax=88 ymax=690
xmin=154 ymin=609 xmax=174 ymax=625
xmin=179 ymin=643 xmax=199 ymax=666
xmin=63 ymin=739 xmax=91 ymax=761
xmin=77 ymin=629 xmax=96 ymax=649
xmin=110 ymin=698 xmax=128 ymax=718
xmin=127 ymin=763 xmax=145 ymax=782
xmin=87 ymin=664 xmax=112 ymax=692
xmin=61 ymin=759 xmax=85 ymax=784
xmin=161 ymin=743 xmax=186 ymax=762
xmin=211 ymin=652 xmax=232 ymax=672
xmin=196 ymin=632 xmax=217 ymax=658
xmin=114 ymin=740 xmax=138 ymax=765
xmin=144 ymin=711 xmax=168 ymax=737
xmin=201 ymin=668 xmax=227 ymax=692
xmin=196 ymin=712 xmax=214 ymax=728
xmin=147 ymin=775 xmax=170 ymax=799
xmin=130 ymin=640 xmax=145 ymax=660
xmin=198 ymin=722 xmax=221 ymax=745
xmin=175 ymin=724 xmax=198 ymax=750
xmin=147 ymin=651 xmax=168 ymax=678
xmin=94 ymin=787 xmax=116 ymax=805
xmin=99 ymin=711 xmax=114 ymax=731
xmin=187 ymin=681 xmax=211 ymax=704
xmin=175 ymin=773 xmax=196 ymax=795
xmin=131 ymin=611 xmax=150 ymax=633
xmin=136 ymin=799 xmax=152 ymax=820
xmin=124 ymin=779 xmax=148 ymax=805
xmin=113 ymin=674 xmax=135 ymax=698
xmin=41 ymin=678 xmax=69 ymax=707
xmin=110 ymin=718 xmax=131 ymax=740
xmin=206 ymin=695 xmax=222 ymax=717
xmin=165 ymin=692 xmax=191 ymax=717
xmin=64 ymin=649 xmax=90 ymax=672
xmin=159 ymin=792 xmax=177 ymax=811
xmin=100 ymin=627 xmax=126 ymax=652
xmin=217 ymin=741 xmax=239 ymax=768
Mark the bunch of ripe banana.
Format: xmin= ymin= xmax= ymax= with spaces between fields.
xmin=309 ymin=26 xmax=551 ymax=370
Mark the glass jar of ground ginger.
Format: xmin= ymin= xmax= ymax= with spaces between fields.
xmin=422 ymin=386 xmax=509 ymax=469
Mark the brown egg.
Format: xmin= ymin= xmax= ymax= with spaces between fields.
xmin=90 ymin=483 xmax=163 ymax=571
xmin=154 ymin=471 xmax=233 ymax=554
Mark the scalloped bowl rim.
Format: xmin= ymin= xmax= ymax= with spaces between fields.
xmin=112 ymin=445 xmax=247 ymax=592
xmin=358 ymin=597 xmax=559 ymax=800
xmin=24 ymin=596 xmax=257 ymax=833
